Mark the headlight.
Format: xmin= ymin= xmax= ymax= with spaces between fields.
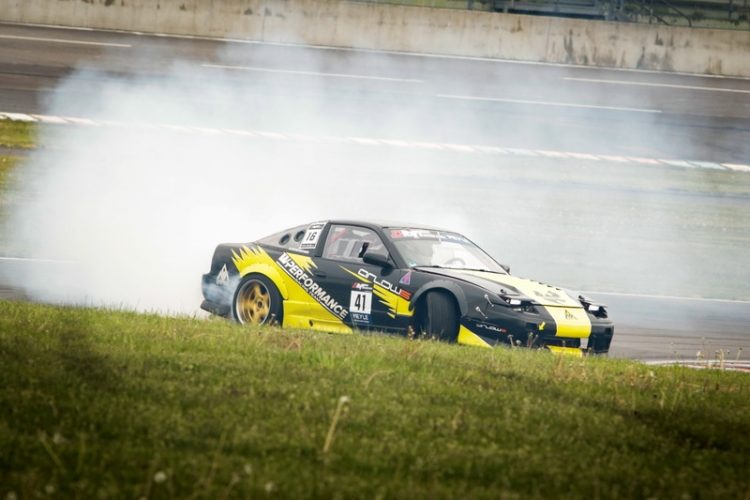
xmin=498 ymin=295 xmax=538 ymax=313
xmin=579 ymin=295 xmax=608 ymax=318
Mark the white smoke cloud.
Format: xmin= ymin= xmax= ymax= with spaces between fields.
xmin=0 ymin=50 xmax=476 ymax=313
xmin=2 ymin=41 xmax=746 ymax=313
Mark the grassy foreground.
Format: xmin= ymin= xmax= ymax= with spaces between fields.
xmin=0 ymin=156 xmax=21 ymax=191
xmin=1 ymin=302 xmax=749 ymax=498
xmin=0 ymin=120 xmax=33 ymax=193
xmin=0 ymin=121 xmax=36 ymax=150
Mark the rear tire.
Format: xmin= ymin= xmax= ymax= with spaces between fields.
xmin=416 ymin=291 xmax=459 ymax=342
xmin=232 ymin=274 xmax=283 ymax=326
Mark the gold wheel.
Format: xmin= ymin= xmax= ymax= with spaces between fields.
xmin=235 ymin=279 xmax=271 ymax=325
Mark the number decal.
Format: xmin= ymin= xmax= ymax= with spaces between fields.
xmin=350 ymin=291 xmax=372 ymax=315
xmin=300 ymin=222 xmax=325 ymax=249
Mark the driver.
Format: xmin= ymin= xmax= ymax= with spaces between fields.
xmin=399 ymin=240 xmax=437 ymax=268
xmin=434 ymin=244 xmax=462 ymax=268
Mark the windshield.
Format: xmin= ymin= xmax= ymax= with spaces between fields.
xmin=387 ymin=228 xmax=507 ymax=273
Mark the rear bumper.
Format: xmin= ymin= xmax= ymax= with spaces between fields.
xmin=201 ymin=273 xmax=233 ymax=317
xmin=201 ymin=299 xmax=230 ymax=317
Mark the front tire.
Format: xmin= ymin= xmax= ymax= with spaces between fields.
xmin=415 ymin=291 xmax=459 ymax=342
xmin=232 ymin=274 xmax=283 ymax=326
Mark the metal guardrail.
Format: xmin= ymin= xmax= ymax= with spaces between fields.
xmin=349 ymin=0 xmax=494 ymax=10
xmin=621 ymin=0 xmax=749 ymax=28
xmin=624 ymin=0 xmax=750 ymax=30
xmin=493 ymin=0 xmax=609 ymax=18
xmin=625 ymin=0 xmax=694 ymax=25
xmin=351 ymin=0 xmax=750 ymax=29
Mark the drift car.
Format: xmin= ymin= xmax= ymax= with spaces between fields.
xmin=201 ymin=220 xmax=614 ymax=354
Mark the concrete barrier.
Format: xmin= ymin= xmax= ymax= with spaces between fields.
xmin=1 ymin=0 xmax=749 ymax=77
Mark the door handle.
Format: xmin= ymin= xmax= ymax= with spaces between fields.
xmin=314 ymin=271 xmax=327 ymax=278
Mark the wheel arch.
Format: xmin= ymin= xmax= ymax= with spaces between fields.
xmin=236 ymin=263 xmax=290 ymax=300
xmin=410 ymin=280 xmax=469 ymax=316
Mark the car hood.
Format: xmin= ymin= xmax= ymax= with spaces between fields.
xmin=415 ymin=267 xmax=582 ymax=308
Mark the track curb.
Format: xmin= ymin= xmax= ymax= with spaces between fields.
xmin=2 ymin=111 xmax=749 ymax=173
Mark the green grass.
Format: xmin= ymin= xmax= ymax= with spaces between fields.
xmin=0 ymin=120 xmax=37 ymax=149
xmin=0 ymin=156 xmax=22 ymax=244
xmin=0 ymin=120 xmax=33 ymax=213
xmin=0 ymin=156 xmax=21 ymax=191
xmin=1 ymin=302 xmax=749 ymax=498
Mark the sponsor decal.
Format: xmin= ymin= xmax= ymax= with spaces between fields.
xmin=216 ymin=264 xmax=229 ymax=285
xmin=340 ymin=265 xmax=414 ymax=318
xmin=533 ymin=289 xmax=567 ymax=305
xmin=350 ymin=312 xmax=371 ymax=324
xmin=390 ymin=229 xmax=470 ymax=243
xmin=438 ymin=232 xmax=470 ymax=243
xmin=357 ymin=268 xmax=412 ymax=300
xmin=300 ymin=222 xmax=325 ymax=250
xmin=474 ymin=322 xmax=507 ymax=334
xmin=352 ymin=282 xmax=372 ymax=291
xmin=564 ymin=309 xmax=577 ymax=320
xmin=399 ymin=270 xmax=412 ymax=286
xmin=390 ymin=229 xmax=435 ymax=239
xmin=277 ymin=253 xmax=348 ymax=319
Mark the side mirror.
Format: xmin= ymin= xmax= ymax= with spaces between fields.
xmin=362 ymin=250 xmax=391 ymax=268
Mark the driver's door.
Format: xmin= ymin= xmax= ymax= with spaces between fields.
xmin=316 ymin=224 xmax=405 ymax=331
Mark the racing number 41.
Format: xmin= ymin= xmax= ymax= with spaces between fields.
xmin=355 ymin=293 xmax=366 ymax=311
xmin=350 ymin=291 xmax=372 ymax=314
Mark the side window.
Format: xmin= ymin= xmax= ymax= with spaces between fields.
xmin=323 ymin=225 xmax=386 ymax=262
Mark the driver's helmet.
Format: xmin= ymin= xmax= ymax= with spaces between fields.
xmin=402 ymin=240 xmax=436 ymax=267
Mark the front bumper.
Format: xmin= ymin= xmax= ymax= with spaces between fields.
xmin=460 ymin=312 xmax=614 ymax=354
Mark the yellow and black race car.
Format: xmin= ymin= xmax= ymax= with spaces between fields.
xmin=201 ymin=220 xmax=614 ymax=354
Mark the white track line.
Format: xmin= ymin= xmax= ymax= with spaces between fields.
xmin=4 ymin=21 xmax=750 ymax=81
xmin=1 ymin=112 xmax=37 ymax=122
xmin=436 ymin=94 xmax=662 ymax=114
xmin=565 ymin=77 xmax=750 ymax=94
xmin=0 ymin=34 xmax=131 ymax=48
xmin=723 ymin=163 xmax=750 ymax=172
xmin=580 ymin=290 xmax=750 ymax=304
xmin=645 ymin=360 xmax=750 ymax=372
xmin=2 ymin=111 xmax=747 ymax=173
xmin=0 ymin=256 xmax=72 ymax=263
xmin=202 ymin=64 xmax=423 ymax=83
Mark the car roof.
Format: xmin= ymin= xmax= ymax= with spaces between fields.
xmin=327 ymin=219 xmax=452 ymax=232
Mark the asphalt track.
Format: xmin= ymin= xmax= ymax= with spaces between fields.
xmin=1 ymin=22 xmax=749 ymax=162
xmin=0 ymin=22 xmax=748 ymax=362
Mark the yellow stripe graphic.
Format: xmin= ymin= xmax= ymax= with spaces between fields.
xmin=457 ymin=325 xmax=492 ymax=348
xmin=545 ymin=307 xmax=591 ymax=338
